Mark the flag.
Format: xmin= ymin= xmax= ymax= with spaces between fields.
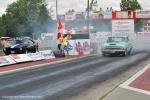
xmin=57 ymin=20 xmax=63 ymax=30
xmin=56 ymin=20 xmax=63 ymax=40
xmin=57 ymin=32 xmax=61 ymax=40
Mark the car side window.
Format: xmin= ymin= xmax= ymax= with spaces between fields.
xmin=27 ymin=40 xmax=34 ymax=44
xmin=24 ymin=39 xmax=33 ymax=44
xmin=126 ymin=37 xmax=129 ymax=42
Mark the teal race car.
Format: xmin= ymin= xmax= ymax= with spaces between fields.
xmin=101 ymin=36 xmax=133 ymax=56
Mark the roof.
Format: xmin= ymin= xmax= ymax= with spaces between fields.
xmin=0 ymin=37 xmax=11 ymax=39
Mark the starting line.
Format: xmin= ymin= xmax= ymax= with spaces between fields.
xmin=120 ymin=63 xmax=150 ymax=95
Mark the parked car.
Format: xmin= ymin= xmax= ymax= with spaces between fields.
xmin=3 ymin=38 xmax=38 ymax=55
xmin=101 ymin=36 xmax=133 ymax=56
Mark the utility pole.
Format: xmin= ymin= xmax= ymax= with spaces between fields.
xmin=87 ymin=0 xmax=90 ymax=34
xmin=56 ymin=0 xmax=58 ymax=21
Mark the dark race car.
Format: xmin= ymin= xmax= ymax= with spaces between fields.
xmin=3 ymin=38 xmax=38 ymax=55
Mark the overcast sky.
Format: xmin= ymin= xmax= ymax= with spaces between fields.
xmin=0 ymin=0 xmax=150 ymax=16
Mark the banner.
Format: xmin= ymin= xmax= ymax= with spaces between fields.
xmin=67 ymin=40 xmax=76 ymax=55
xmin=0 ymin=56 xmax=16 ymax=67
xmin=65 ymin=12 xmax=75 ymax=21
xmin=112 ymin=20 xmax=134 ymax=36
xmin=137 ymin=32 xmax=150 ymax=37
xmin=75 ymin=39 xmax=91 ymax=55
xmin=136 ymin=10 xmax=150 ymax=19
xmin=68 ymin=39 xmax=91 ymax=55
xmin=27 ymin=53 xmax=45 ymax=61
xmin=103 ymin=11 xmax=112 ymax=19
xmin=39 ymin=50 xmax=55 ymax=59
xmin=9 ymin=54 xmax=32 ymax=63
xmin=112 ymin=11 xmax=135 ymax=19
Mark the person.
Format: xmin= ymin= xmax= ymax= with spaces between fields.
xmin=57 ymin=32 xmax=63 ymax=51
xmin=62 ymin=34 xmax=69 ymax=55
xmin=58 ymin=34 xmax=63 ymax=51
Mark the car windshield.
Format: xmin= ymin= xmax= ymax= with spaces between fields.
xmin=107 ymin=37 xmax=128 ymax=42
xmin=15 ymin=40 xmax=23 ymax=44
xmin=9 ymin=39 xmax=23 ymax=45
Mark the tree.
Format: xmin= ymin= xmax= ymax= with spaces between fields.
xmin=120 ymin=0 xmax=142 ymax=11
xmin=0 ymin=17 xmax=6 ymax=36
xmin=0 ymin=0 xmax=53 ymax=37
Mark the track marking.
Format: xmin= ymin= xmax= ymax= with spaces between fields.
xmin=0 ymin=56 xmax=87 ymax=76
xmin=120 ymin=63 xmax=150 ymax=95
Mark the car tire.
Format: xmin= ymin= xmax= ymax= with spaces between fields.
xmin=123 ymin=51 xmax=127 ymax=56
xmin=23 ymin=48 xmax=28 ymax=54
xmin=102 ymin=53 xmax=106 ymax=57
xmin=5 ymin=52 xmax=9 ymax=55
xmin=33 ymin=48 xmax=37 ymax=53
xmin=128 ymin=49 xmax=132 ymax=55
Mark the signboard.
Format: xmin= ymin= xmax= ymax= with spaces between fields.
xmin=0 ymin=56 xmax=16 ymax=67
xmin=67 ymin=40 xmax=76 ymax=55
xmin=75 ymin=39 xmax=91 ymax=55
xmin=41 ymin=33 xmax=54 ymax=40
xmin=75 ymin=12 xmax=85 ymax=20
xmin=68 ymin=39 xmax=91 ymax=55
xmin=58 ymin=15 xmax=65 ymax=20
xmin=136 ymin=10 xmax=150 ymax=19
xmin=39 ymin=50 xmax=55 ymax=59
xmin=103 ymin=11 xmax=112 ymax=19
xmin=144 ymin=23 xmax=150 ymax=31
xmin=112 ymin=11 xmax=135 ymax=19
xmin=10 ymin=54 xmax=32 ymax=63
xmin=137 ymin=32 xmax=150 ymax=37
xmin=65 ymin=13 xmax=75 ymax=21
xmin=112 ymin=20 xmax=134 ymax=36
xmin=90 ymin=12 xmax=100 ymax=20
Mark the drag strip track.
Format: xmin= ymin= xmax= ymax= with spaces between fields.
xmin=0 ymin=51 xmax=149 ymax=100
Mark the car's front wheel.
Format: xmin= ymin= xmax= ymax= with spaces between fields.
xmin=123 ymin=51 xmax=128 ymax=56
xmin=22 ymin=48 xmax=28 ymax=54
xmin=102 ymin=53 xmax=106 ymax=57
xmin=128 ymin=49 xmax=132 ymax=55
xmin=4 ymin=52 xmax=10 ymax=55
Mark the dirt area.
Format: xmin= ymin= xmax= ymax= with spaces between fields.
xmin=68 ymin=58 xmax=150 ymax=100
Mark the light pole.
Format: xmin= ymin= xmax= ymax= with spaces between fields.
xmin=56 ymin=0 xmax=58 ymax=21
xmin=87 ymin=0 xmax=90 ymax=34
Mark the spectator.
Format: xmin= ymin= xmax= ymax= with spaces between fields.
xmin=58 ymin=34 xmax=63 ymax=51
xmin=62 ymin=34 xmax=69 ymax=55
xmin=106 ymin=7 xmax=109 ymax=12
xmin=110 ymin=7 xmax=113 ymax=11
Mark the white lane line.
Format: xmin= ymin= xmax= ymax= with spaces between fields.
xmin=0 ymin=56 xmax=87 ymax=76
xmin=121 ymin=85 xmax=150 ymax=95
xmin=120 ymin=63 xmax=150 ymax=95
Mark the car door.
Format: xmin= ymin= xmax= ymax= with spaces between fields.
xmin=126 ymin=38 xmax=132 ymax=52
xmin=25 ymin=39 xmax=35 ymax=51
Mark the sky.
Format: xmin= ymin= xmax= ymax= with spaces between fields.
xmin=0 ymin=0 xmax=150 ymax=16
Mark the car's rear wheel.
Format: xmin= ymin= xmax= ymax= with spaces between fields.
xmin=30 ymin=47 xmax=37 ymax=53
xmin=33 ymin=48 xmax=37 ymax=53
xmin=128 ymin=49 xmax=132 ymax=55
xmin=23 ymin=48 xmax=28 ymax=54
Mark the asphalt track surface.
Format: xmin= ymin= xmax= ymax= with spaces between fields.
xmin=0 ymin=50 xmax=149 ymax=100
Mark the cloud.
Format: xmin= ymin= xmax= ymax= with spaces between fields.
xmin=0 ymin=0 xmax=150 ymax=16
xmin=0 ymin=0 xmax=16 ymax=15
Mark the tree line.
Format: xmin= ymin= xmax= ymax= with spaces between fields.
xmin=0 ymin=0 xmax=54 ymax=38
xmin=0 ymin=0 xmax=142 ymax=37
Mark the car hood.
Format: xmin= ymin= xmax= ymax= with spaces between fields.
xmin=103 ymin=42 xmax=128 ymax=47
xmin=7 ymin=44 xmax=24 ymax=48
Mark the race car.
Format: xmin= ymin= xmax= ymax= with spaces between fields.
xmin=101 ymin=36 xmax=133 ymax=56
xmin=3 ymin=37 xmax=38 ymax=55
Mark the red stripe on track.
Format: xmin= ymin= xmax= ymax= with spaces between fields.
xmin=129 ymin=68 xmax=150 ymax=92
